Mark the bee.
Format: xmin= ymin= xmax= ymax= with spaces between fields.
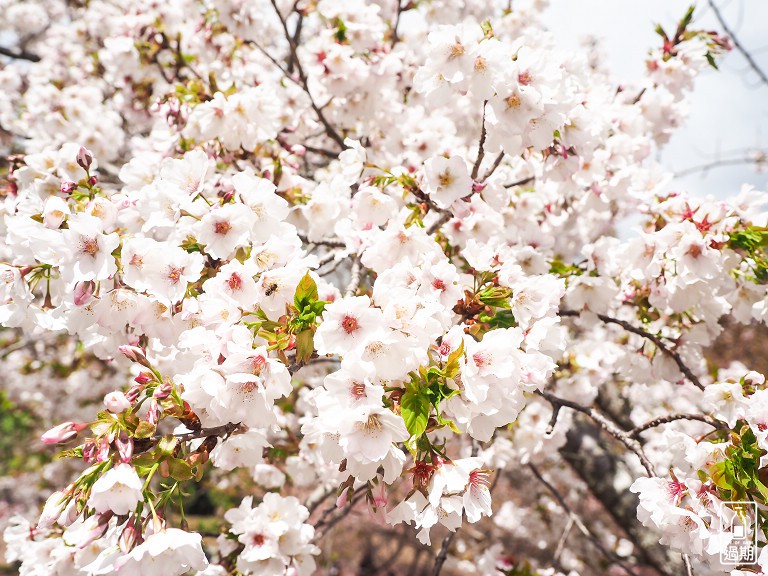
xmin=264 ymin=281 xmax=278 ymax=297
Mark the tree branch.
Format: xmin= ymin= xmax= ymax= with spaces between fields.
xmin=707 ymin=0 xmax=768 ymax=87
xmin=0 ymin=45 xmax=41 ymax=62
xmin=481 ymin=151 xmax=505 ymax=182
xmin=629 ymin=413 xmax=726 ymax=439
xmin=560 ymin=309 xmax=705 ymax=391
xmin=504 ymin=175 xmax=535 ymax=188
xmin=269 ymin=0 xmax=348 ymax=149
xmin=470 ymin=102 xmax=488 ymax=180
xmin=675 ymin=151 xmax=767 ymax=178
xmin=432 ymin=531 xmax=457 ymax=576
xmin=528 ymin=464 xmax=642 ymax=576
xmin=536 ymin=390 xmax=656 ymax=476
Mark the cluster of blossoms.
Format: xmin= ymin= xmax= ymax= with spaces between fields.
xmin=0 ymin=0 xmax=767 ymax=575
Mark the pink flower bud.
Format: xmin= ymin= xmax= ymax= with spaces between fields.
xmin=38 ymin=490 xmax=68 ymax=529
xmin=472 ymin=181 xmax=486 ymax=193
xmin=104 ymin=391 xmax=131 ymax=414
xmin=119 ymin=517 xmax=143 ymax=553
xmin=60 ymin=180 xmax=76 ymax=195
xmin=77 ymin=512 xmax=112 ymax=549
xmin=96 ymin=437 xmax=111 ymax=462
xmin=146 ymin=399 xmax=160 ymax=426
xmin=76 ymin=146 xmax=93 ymax=171
xmin=134 ymin=372 xmax=153 ymax=384
xmin=125 ymin=385 xmax=143 ymax=403
xmin=291 ymin=144 xmax=306 ymax=156
xmin=41 ymin=422 xmax=87 ymax=445
xmin=83 ymin=440 xmax=97 ymax=463
xmin=116 ymin=433 xmax=133 ymax=463
xmin=153 ymin=381 xmax=172 ymax=400
xmin=372 ymin=482 xmax=388 ymax=509
xmin=73 ymin=281 xmax=95 ymax=306
xmin=118 ymin=345 xmax=151 ymax=368
xmin=88 ymin=175 xmax=98 ymax=186
xmin=336 ymin=486 xmax=350 ymax=509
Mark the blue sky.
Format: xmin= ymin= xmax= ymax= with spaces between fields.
xmin=545 ymin=0 xmax=768 ymax=200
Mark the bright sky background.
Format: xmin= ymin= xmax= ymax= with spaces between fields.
xmin=544 ymin=0 xmax=768 ymax=201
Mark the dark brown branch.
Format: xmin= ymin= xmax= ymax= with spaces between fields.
xmin=153 ymin=421 xmax=244 ymax=443
xmin=315 ymin=487 xmax=367 ymax=537
xmin=0 ymin=45 xmax=41 ymax=62
xmin=298 ymin=234 xmax=346 ymax=248
xmin=675 ymin=152 xmax=767 ymax=178
xmin=528 ymin=464 xmax=642 ymax=576
xmin=426 ymin=212 xmax=452 ymax=235
xmin=470 ymin=103 xmax=488 ymax=180
xmin=504 ymin=175 xmax=535 ymax=188
xmin=391 ymin=0 xmax=406 ymax=47
xmin=344 ymin=256 xmax=362 ymax=297
xmin=629 ymin=413 xmax=725 ymax=438
xmin=269 ymin=0 xmax=347 ymax=149
xmin=536 ymin=390 xmax=656 ymax=476
xmin=481 ymin=151 xmax=505 ymax=182
xmin=683 ymin=553 xmax=695 ymax=576
xmin=707 ymin=0 xmax=768 ymax=87
xmin=432 ymin=531 xmax=458 ymax=576
xmin=560 ymin=309 xmax=705 ymax=391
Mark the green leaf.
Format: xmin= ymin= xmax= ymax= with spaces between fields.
xmin=705 ymin=51 xmax=718 ymax=70
xmin=134 ymin=421 xmax=156 ymax=439
xmin=710 ymin=462 xmax=735 ymax=490
xmin=295 ymin=329 xmax=315 ymax=365
xmin=444 ymin=340 xmax=464 ymax=380
xmin=157 ymin=435 xmax=179 ymax=456
xmin=729 ymin=226 xmax=768 ymax=253
xmin=132 ymin=452 xmax=159 ymax=468
xmin=401 ymin=390 xmax=430 ymax=438
xmin=167 ymin=458 xmax=194 ymax=481
xmin=679 ymin=5 xmax=695 ymax=33
xmin=294 ymin=272 xmax=318 ymax=309
xmin=477 ymin=286 xmax=512 ymax=308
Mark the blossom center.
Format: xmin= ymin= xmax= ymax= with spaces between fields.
xmin=214 ymin=221 xmax=232 ymax=235
xmin=350 ymin=381 xmax=366 ymax=399
xmin=227 ymin=273 xmax=243 ymax=291
xmin=80 ymin=237 xmax=99 ymax=257
xmin=438 ymin=170 xmax=454 ymax=187
xmin=166 ymin=266 xmax=183 ymax=285
xmin=340 ymin=315 xmax=360 ymax=334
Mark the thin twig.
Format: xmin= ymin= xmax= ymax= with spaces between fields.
xmin=0 ymin=45 xmax=41 ymax=62
xmin=560 ymin=309 xmax=705 ymax=391
xmin=481 ymin=151 xmax=505 ymax=182
xmin=345 ymin=257 xmax=362 ymax=297
xmin=432 ymin=531 xmax=457 ymax=576
xmin=675 ymin=153 xmax=766 ymax=178
xmin=307 ymin=488 xmax=336 ymax=515
xmin=629 ymin=413 xmax=725 ymax=438
xmin=504 ymin=175 xmax=535 ymax=188
xmin=528 ymin=464 xmax=642 ymax=576
xmin=707 ymin=0 xmax=768 ymax=87
xmin=683 ymin=553 xmax=695 ymax=576
xmin=316 ymin=251 xmax=339 ymax=268
xmin=536 ymin=390 xmax=656 ymax=476
xmin=553 ymin=515 xmax=574 ymax=562
xmin=470 ymin=103 xmax=488 ymax=180
xmin=391 ymin=0 xmax=405 ymax=47
xmin=315 ymin=488 xmax=367 ymax=538
xmin=269 ymin=0 xmax=347 ymax=149
xmin=426 ymin=212 xmax=452 ymax=235
xmin=298 ymin=234 xmax=346 ymax=248
xmin=152 ymin=421 xmax=244 ymax=443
